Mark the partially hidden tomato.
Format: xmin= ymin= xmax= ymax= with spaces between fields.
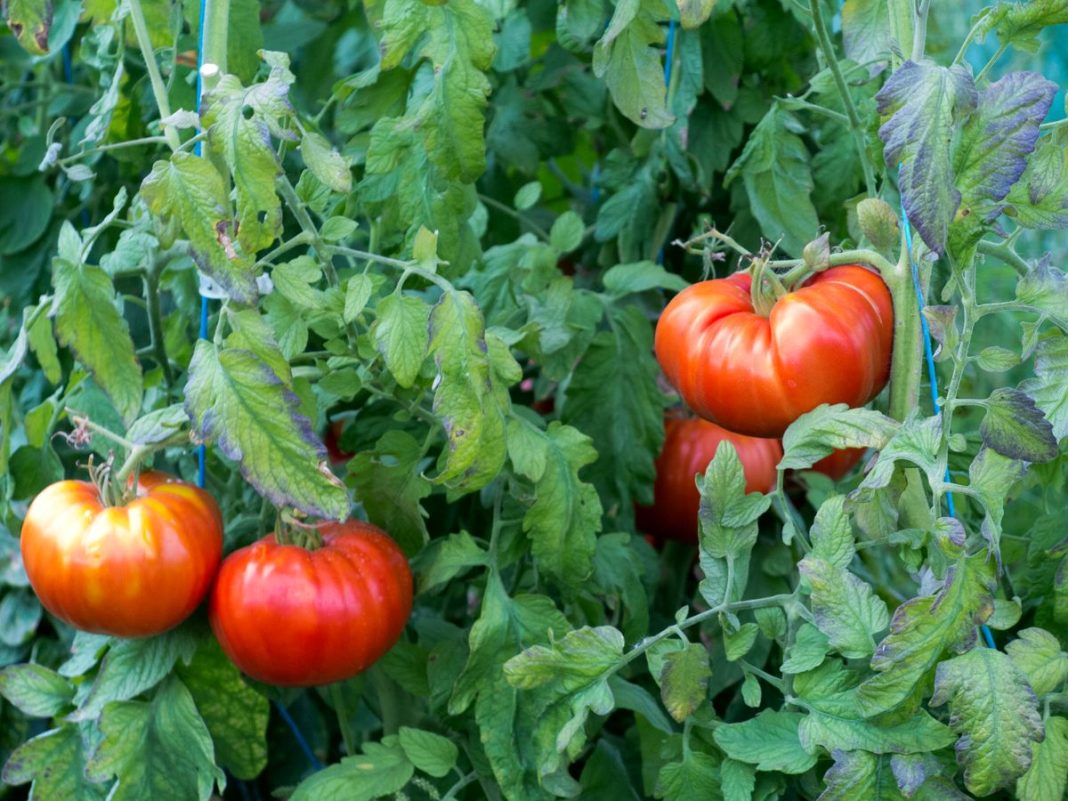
xmin=20 ymin=472 xmax=223 ymax=637
xmin=324 ymin=419 xmax=353 ymax=465
xmin=810 ymin=447 xmax=866 ymax=480
xmin=208 ymin=519 xmax=413 ymax=687
xmin=654 ymin=266 xmax=893 ymax=438
xmin=636 ymin=416 xmax=782 ymax=544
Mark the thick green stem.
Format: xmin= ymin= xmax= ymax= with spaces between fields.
xmin=977 ymin=239 xmax=1030 ymax=276
xmin=911 ymin=0 xmax=931 ymax=61
xmin=201 ymin=0 xmax=230 ymax=72
xmin=143 ymin=263 xmax=174 ymax=390
xmin=887 ymin=244 xmax=923 ymax=423
xmin=126 ymin=0 xmax=181 ymax=152
xmin=808 ymin=0 xmax=877 ymax=196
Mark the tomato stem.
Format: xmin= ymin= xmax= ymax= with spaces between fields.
xmin=886 ymin=236 xmax=924 ymax=422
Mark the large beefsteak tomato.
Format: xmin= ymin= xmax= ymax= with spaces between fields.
xmin=208 ymin=519 xmax=412 ymax=687
xmin=655 ymin=266 xmax=893 ymax=438
xmin=636 ymin=416 xmax=782 ymax=544
xmin=20 ymin=472 xmax=223 ymax=637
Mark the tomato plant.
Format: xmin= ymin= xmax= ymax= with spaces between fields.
xmin=20 ymin=471 xmax=222 ymax=637
xmin=209 ymin=520 xmax=412 ymax=687
xmin=0 ymin=1 xmax=1066 ymax=800
xmin=655 ymin=266 xmax=894 ymax=437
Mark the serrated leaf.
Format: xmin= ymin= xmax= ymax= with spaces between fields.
xmin=27 ymin=308 xmax=61 ymax=385
xmin=504 ymin=626 xmax=624 ymax=691
xmin=724 ymin=104 xmax=819 ymax=256
xmin=817 ymin=751 xmax=904 ymax=801
xmin=1005 ymin=628 xmax=1068 ymax=697
xmin=398 ymin=727 xmax=458 ymax=778
xmin=931 ymin=647 xmax=1044 ymax=796
xmin=1016 ymin=716 xmax=1068 ymax=801
xmin=0 ymin=664 xmax=73 ymax=718
xmin=522 ymin=422 xmax=603 ymax=587
xmin=713 ymin=710 xmax=817 ymax=774
xmin=858 ymin=414 xmax=945 ymax=493
xmin=841 ymin=0 xmax=895 ymax=65
xmin=975 ymin=346 xmax=1019 ymax=372
xmin=374 ymin=295 xmax=430 ymax=389
xmin=51 ymin=259 xmax=142 ymax=424
xmin=720 ymin=757 xmax=756 ymax=801
xmin=810 ymin=496 xmax=856 ymax=569
xmin=561 ymin=305 xmax=665 ymax=525
xmin=699 ymin=441 xmax=773 ymax=560
xmin=506 ymin=414 xmax=549 ymax=482
xmin=800 ymin=557 xmax=889 ymax=659
xmin=1022 ymin=330 xmax=1068 ymax=440
xmin=4 ymin=0 xmax=51 ymax=54
xmin=592 ymin=13 xmax=673 ymax=129
xmin=954 ymin=72 xmax=1056 ymax=213
xmin=550 ymin=211 xmax=584 ymax=253
xmin=979 ymin=0 xmax=1068 ymax=50
xmin=725 ymin=623 xmax=760 ymax=662
xmin=799 ymin=709 xmax=955 ymax=755
xmin=185 ymin=340 xmax=349 ymax=520
xmin=876 ymin=61 xmax=977 ymax=255
xmin=348 ymin=430 xmax=431 ymax=556
xmin=1007 ymin=135 xmax=1068 ymax=229
xmin=979 ymin=387 xmax=1057 ymax=462
xmin=2 ymin=724 xmax=105 ymax=800
xmin=658 ymin=642 xmax=711 ymax=722
xmin=602 ymin=261 xmax=689 ymax=296
xmin=658 ymin=751 xmax=720 ymax=801
xmin=140 ymin=153 xmax=257 ymax=302
xmin=415 ymin=530 xmax=486 ymax=593
xmin=85 ymin=676 xmax=223 ymax=801
xmin=428 ymin=291 xmax=509 ymax=492
xmin=291 ymin=738 xmax=413 ymax=801
xmin=301 ymin=131 xmax=351 ymax=193
xmin=344 ymin=274 xmax=374 ymax=323
xmin=856 ymin=553 xmax=995 ymax=717
xmin=271 ymin=256 xmax=323 ymax=309
xmin=781 ymin=404 xmax=898 ymax=471
xmin=175 ymin=639 xmax=268 ymax=781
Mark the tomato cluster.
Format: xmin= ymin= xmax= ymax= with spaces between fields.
xmin=21 ymin=469 xmax=412 ymax=687
xmin=641 ymin=265 xmax=891 ymax=543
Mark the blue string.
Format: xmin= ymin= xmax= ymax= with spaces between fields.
xmin=195 ymin=0 xmax=208 ymax=489
xmin=898 ymin=184 xmax=996 ymax=651
xmin=273 ymin=701 xmax=324 ymax=771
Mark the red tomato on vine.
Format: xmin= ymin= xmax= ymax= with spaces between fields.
xmin=20 ymin=472 xmax=223 ymax=637
xmin=654 ymin=266 xmax=893 ymax=438
xmin=208 ymin=519 xmax=413 ymax=687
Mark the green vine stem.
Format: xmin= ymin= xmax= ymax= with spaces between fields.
xmin=807 ymin=0 xmax=877 ymax=197
xmin=201 ymin=0 xmax=230 ymax=72
xmin=143 ymin=259 xmax=174 ymax=389
xmin=886 ymin=239 xmax=924 ymax=423
xmin=126 ymin=0 xmax=181 ymax=152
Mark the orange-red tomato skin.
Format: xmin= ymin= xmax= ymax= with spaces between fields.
xmin=20 ymin=472 xmax=223 ymax=637
xmin=208 ymin=520 xmax=413 ymax=687
xmin=654 ymin=266 xmax=893 ymax=438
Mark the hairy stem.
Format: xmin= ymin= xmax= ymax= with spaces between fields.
xmin=143 ymin=262 xmax=174 ymax=390
xmin=126 ymin=0 xmax=181 ymax=151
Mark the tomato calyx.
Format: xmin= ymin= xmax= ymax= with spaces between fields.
xmin=275 ymin=510 xmax=327 ymax=550
xmin=748 ymin=258 xmax=789 ymax=316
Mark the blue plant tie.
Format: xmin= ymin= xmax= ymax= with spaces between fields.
xmin=898 ymin=189 xmax=996 ymax=650
xmin=195 ymin=0 xmax=209 ymax=489
xmin=273 ymin=701 xmax=324 ymax=771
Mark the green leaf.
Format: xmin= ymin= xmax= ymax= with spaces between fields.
xmin=348 ymin=430 xmax=431 ymax=556
xmin=398 ymin=727 xmax=458 ymax=778
xmin=126 ymin=405 xmax=189 ymax=446
xmin=373 ymin=294 xmax=430 ymax=388
xmin=550 ymin=211 xmax=584 ymax=253
xmin=592 ymin=12 xmax=673 ymax=129
xmin=428 ymin=290 xmax=509 ymax=492
xmin=658 ymin=751 xmax=720 ymax=801
xmin=800 ymin=557 xmax=889 ymax=659
xmin=799 ymin=708 xmax=955 ymax=755
xmin=1005 ymin=627 xmax=1068 ymax=696
xmin=504 ymin=626 xmax=624 ymax=691
xmin=321 ymin=216 xmax=358 ymax=243
xmin=720 ymin=757 xmax=756 ymax=801
xmin=968 ymin=446 xmax=1026 ymax=551
xmin=1022 ymin=330 xmax=1068 ymax=440
xmin=1006 ymin=136 xmax=1068 ymax=229
xmin=781 ymin=405 xmax=898 ymax=471
xmin=2 ymin=724 xmax=106 ymax=800
xmin=271 ymin=256 xmax=324 ymax=310
xmin=514 ymin=181 xmax=541 ymax=210
xmin=27 ymin=308 xmax=61 ymax=385
xmin=725 ymin=623 xmax=760 ymax=662
xmin=876 ymin=61 xmax=977 ymax=255
xmin=185 ymin=340 xmax=349 ymax=520
xmin=724 ymin=104 xmax=819 ymax=257
xmin=858 ymin=415 xmax=944 ymax=494
xmin=291 ymin=737 xmax=413 ymax=801
xmin=140 ymin=153 xmax=258 ymax=302
xmin=344 ymin=274 xmax=374 ymax=323
xmin=226 ymin=0 xmax=264 ymax=82
xmin=51 ymin=259 xmax=142 ymax=424
xmin=4 ymin=0 xmax=52 ymax=54
xmin=979 ymin=387 xmax=1057 ymax=462
xmin=979 ymin=0 xmax=1068 ymax=50
xmin=658 ymin=642 xmax=712 ymax=722
xmin=602 ymin=261 xmax=689 ymax=296
xmin=71 ymin=631 xmax=195 ymax=722
xmin=415 ymin=530 xmax=487 ymax=593
xmin=522 ymin=422 xmax=603 ymax=587
xmin=85 ymin=676 xmax=223 ymax=801
xmin=1016 ymin=716 xmax=1068 ymax=801
xmin=817 ymin=751 xmax=904 ymax=801
xmin=0 ymin=590 xmax=40 ymax=646
xmin=301 ymin=131 xmax=351 ymax=194
xmin=856 ymin=553 xmax=995 ymax=717
xmin=175 ymin=639 xmax=268 ymax=781
xmin=561 ymin=306 xmax=665 ymax=524
xmin=699 ymin=441 xmax=773 ymax=560
xmin=931 ymin=646 xmax=1044 ymax=796
xmin=841 ymin=0 xmax=895 ymax=64
xmin=0 ymin=663 xmax=73 ymax=718
xmin=713 ymin=710 xmax=818 ymax=774
xmin=810 ymin=496 xmax=856 ymax=570
xmin=975 ymin=346 xmax=1019 ymax=372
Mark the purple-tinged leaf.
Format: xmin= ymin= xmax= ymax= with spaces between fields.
xmin=1006 ymin=136 xmax=1068 ymax=229
xmin=877 ymin=61 xmax=977 ymax=255
xmin=955 ymin=72 xmax=1057 ymax=215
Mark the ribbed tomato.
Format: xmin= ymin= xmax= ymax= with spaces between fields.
xmin=811 ymin=447 xmax=866 ymax=480
xmin=208 ymin=520 xmax=412 ymax=687
xmin=655 ymin=266 xmax=893 ymax=438
xmin=636 ymin=416 xmax=782 ymax=544
xmin=20 ymin=472 xmax=223 ymax=637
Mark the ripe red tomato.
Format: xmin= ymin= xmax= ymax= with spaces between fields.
xmin=20 ymin=472 xmax=223 ymax=637
xmin=654 ymin=266 xmax=893 ymax=438
xmin=636 ymin=416 xmax=782 ymax=544
xmin=810 ymin=447 xmax=866 ymax=480
xmin=324 ymin=419 xmax=353 ymax=465
xmin=208 ymin=520 xmax=412 ymax=687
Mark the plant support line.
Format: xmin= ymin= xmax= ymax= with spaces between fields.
xmin=898 ymin=185 xmax=997 ymax=651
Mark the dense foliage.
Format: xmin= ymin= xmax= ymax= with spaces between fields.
xmin=1 ymin=0 xmax=1067 ymax=799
